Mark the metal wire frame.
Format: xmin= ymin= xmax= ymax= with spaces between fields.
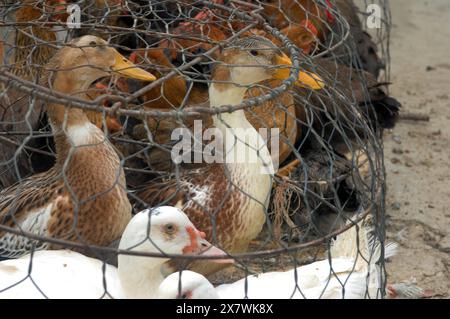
xmin=0 ymin=0 xmax=393 ymax=299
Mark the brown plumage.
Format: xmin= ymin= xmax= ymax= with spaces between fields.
xmin=323 ymin=0 xmax=385 ymax=77
xmin=137 ymin=36 xmax=324 ymax=276
xmin=295 ymin=57 xmax=400 ymax=153
xmin=261 ymin=0 xmax=333 ymax=41
xmin=260 ymin=0 xmax=384 ymax=77
xmin=131 ymin=47 xmax=297 ymax=170
xmin=0 ymin=5 xmax=60 ymax=188
xmin=0 ymin=35 xmax=156 ymax=258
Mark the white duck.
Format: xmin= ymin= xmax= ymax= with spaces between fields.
xmin=0 ymin=206 xmax=230 ymax=299
xmin=158 ymin=220 xmax=399 ymax=299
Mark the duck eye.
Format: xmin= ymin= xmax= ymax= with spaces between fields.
xmin=249 ymin=50 xmax=259 ymax=56
xmin=164 ymin=223 xmax=176 ymax=234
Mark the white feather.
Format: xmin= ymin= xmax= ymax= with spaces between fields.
xmin=160 ymin=219 xmax=400 ymax=299
xmin=0 ymin=207 xmax=206 ymax=299
xmin=0 ymin=201 xmax=55 ymax=258
xmin=66 ymin=122 xmax=101 ymax=146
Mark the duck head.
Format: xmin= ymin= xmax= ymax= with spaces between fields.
xmin=117 ymin=206 xmax=230 ymax=298
xmin=48 ymin=35 xmax=156 ymax=94
xmin=44 ymin=34 xmax=156 ymax=136
xmin=119 ymin=206 xmax=228 ymax=258
xmin=158 ymin=270 xmax=219 ymax=299
xmin=211 ymin=35 xmax=324 ymax=91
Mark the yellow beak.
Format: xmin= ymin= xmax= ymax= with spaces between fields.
xmin=111 ymin=52 xmax=156 ymax=82
xmin=273 ymin=53 xmax=324 ymax=90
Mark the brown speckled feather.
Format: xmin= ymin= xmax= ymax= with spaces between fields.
xmin=137 ymin=162 xmax=270 ymax=275
xmin=0 ymin=6 xmax=58 ymax=188
xmin=0 ymin=137 xmax=131 ymax=258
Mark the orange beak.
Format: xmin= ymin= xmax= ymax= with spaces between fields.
xmin=183 ymin=226 xmax=234 ymax=264
xmin=112 ymin=51 xmax=156 ymax=82
xmin=273 ymin=53 xmax=325 ymax=90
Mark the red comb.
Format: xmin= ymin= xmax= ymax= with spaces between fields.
xmin=179 ymin=0 xmax=223 ymax=28
xmin=325 ymin=0 xmax=335 ymax=24
xmin=301 ymin=19 xmax=318 ymax=37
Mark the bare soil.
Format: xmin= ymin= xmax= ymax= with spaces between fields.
xmin=383 ymin=0 xmax=450 ymax=298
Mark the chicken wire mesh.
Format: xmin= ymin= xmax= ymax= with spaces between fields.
xmin=0 ymin=0 xmax=400 ymax=299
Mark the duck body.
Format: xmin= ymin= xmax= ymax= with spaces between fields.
xmin=0 ymin=250 xmax=121 ymax=299
xmin=138 ymin=87 xmax=273 ymax=275
xmin=160 ymin=220 xmax=398 ymax=299
xmin=137 ymin=36 xmax=324 ymax=275
xmin=215 ymin=257 xmax=366 ymax=299
xmin=0 ymin=123 xmax=131 ymax=257
xmin=0 ymin=206 xmax=229 ymax=299
xmin=140 ymin=164 xmax=270 ymax=255
xmin=0 ymin=35 xmax=157 ymax=258
xmin=215 ymin=219 xmax=392 ymax=299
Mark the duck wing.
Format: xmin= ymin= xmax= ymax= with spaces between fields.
xmin=0 ymin=169 xmax=65 ymax=258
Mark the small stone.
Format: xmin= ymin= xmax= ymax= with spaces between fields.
xmin=428 ymin=204 xmax=435 ymax=209
xmin=426 ymin=66 xmax=436 ymax=71
xmin=392 ymin=135 xmax=402 ymax=144
xmin=405 ymin=161 xmax=414 ymax=167
xmin=404 ymin=201 xmax=410 ymax=206
xmin=391 ymin=158 xmax=401 ymax=164
xmin=392 ymin=202 xmax=401 ymax=210
xmin=393 ymin=148 xmax=404 ymax=155
xmin=438 ymin=236 xmax=450 ymax=253
xmin=431 ymin=130 xmax=442 ymax=136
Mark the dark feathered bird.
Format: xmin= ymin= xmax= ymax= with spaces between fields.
xmin=324 ymin=0 xmax=385 ymax=78
xmin=279 ymin=149 xmax=361 ymax=241
xmin=295 ymin=57 xmax=401 ymax=154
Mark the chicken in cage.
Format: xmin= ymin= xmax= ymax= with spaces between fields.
xmin=0 ymin=0 xmax=421 ymax=299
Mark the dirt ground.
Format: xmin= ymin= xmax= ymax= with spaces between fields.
xmin=382 ymin=0 xmax=450 ymax=298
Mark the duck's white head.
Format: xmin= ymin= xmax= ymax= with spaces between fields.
xmin=117 ymin=206 xmax=230 ymax=298
xmin=211 ymin=35 xmax=324 ymax=91
xmin=119 ymin=206 xmax=228 ymax=258
xmin=158 ymin=270 xmax=219 ymax=299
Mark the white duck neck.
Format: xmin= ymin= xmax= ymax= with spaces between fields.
xmin=117 ymin=253 xmax=168 ymax=299
xmin=209 ymin=83 xmax=274 ymax=176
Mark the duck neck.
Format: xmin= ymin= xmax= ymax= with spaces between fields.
xmin=47 ymin=71 xmax=105 ymax=165
xmin=117 ymin=253 xmax=168 ymax=299
xmin=209 ymin=83 xmax=274 ymax=176
xmin=209 ymin=84 xmax=248 ymax=131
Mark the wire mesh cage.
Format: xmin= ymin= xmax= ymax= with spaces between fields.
xmin=0 ymin=0 xmax=401 ymax=299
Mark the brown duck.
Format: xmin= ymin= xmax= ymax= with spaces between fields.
xmin=137 ymin=36 xmax=324 ymax=275
xmin=0 ymin=35 xmax=156 ymax=258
